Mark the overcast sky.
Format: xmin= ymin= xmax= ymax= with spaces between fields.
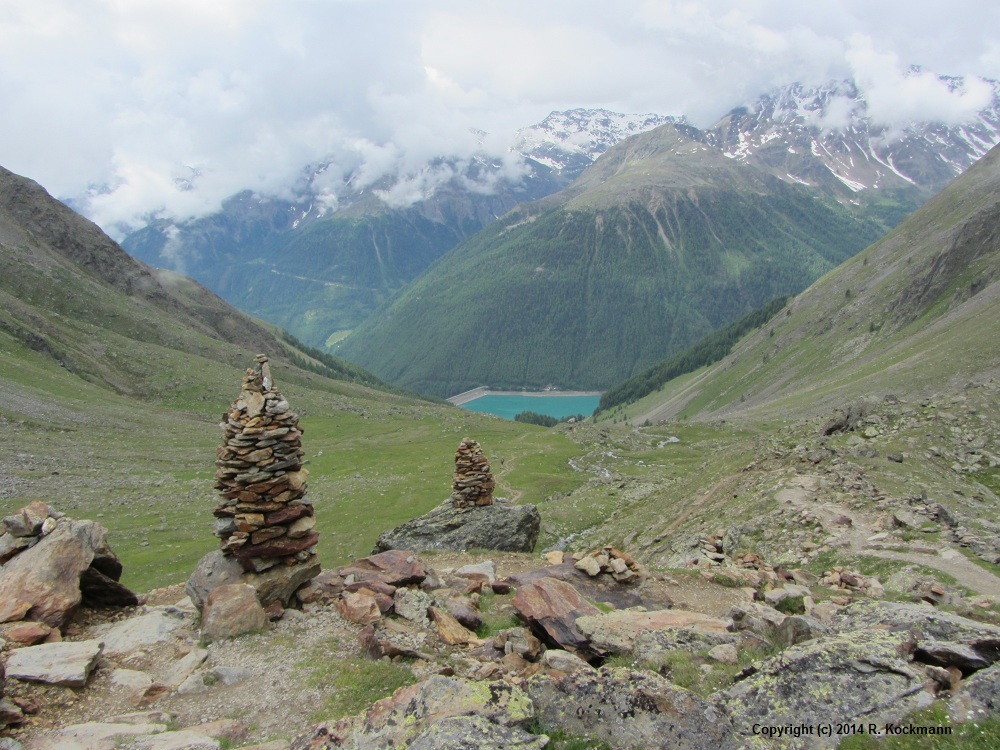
xmin=2 ymin=0 xmax=998 ymax=233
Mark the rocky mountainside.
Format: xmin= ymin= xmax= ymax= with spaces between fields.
xmin=0 ymin=164 xmax=396 ymax=401
xmin=119 ymin=76 xmax=1000 ymax=357
xmin=336 ymin=123 xmax=888 ymax=397
xmin=513 ymin=108 xmax=680 ymax=175
xmin=707 ymin=76 xmax=1000 ymax=209
xmin=625 ymin=140 xmax=1000 ymax=425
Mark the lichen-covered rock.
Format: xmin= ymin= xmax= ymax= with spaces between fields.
xmin=828 ymin=600 xmax=1000 ymax=641
xmin=716 ymin=629 xmax=931 ymax=747
xmin=527 ymin=667 xmax=739 ymax=750
xmin=632 ymin=626 xmax=738 ymax=665
xmin=373 ymin=501 xmax=540 ymax=554
xmin=949 ymin=662 xmax=1000 ymax=722
xmin=290 ymin=676 xmax=534 ymax=749
xmin=576 ymin=609 xmax=729 ymax=655
xmin=408 ymin=715 xmax=547 ymax=749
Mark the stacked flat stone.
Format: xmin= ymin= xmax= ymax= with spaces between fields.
xmin=213 ymin=354 xmax=318 ymax=572
xmin=450 ymin=437 xmax=494 ymax=508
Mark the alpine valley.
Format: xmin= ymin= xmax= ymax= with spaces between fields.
xmin=3 ymin=67 xmax=1000 ymax=750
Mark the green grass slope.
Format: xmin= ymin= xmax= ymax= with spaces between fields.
xmin=626 ymin=143 xmax=1000 ymax=424
xmin=0 ymin=165 xmax=589 ymax=591
xmin=338 ymin=124 xmax=889 ymax=397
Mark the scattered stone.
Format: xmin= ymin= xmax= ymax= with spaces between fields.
xmin=775 ymin=615 xmax=829 ymax=647
xmin=707 ymin=644 xmax=739 ymax=665
xmin=338 ymin=550 xmax=426 ymax=587
xmin=5 ymin=640 xmax=103 ymax=687
xmin=540 ymin=649 xmax=594 ymax=674
xmin=393 ymin=588 xmax=433 ymax=626
xmin=200 ymin=583 xmax=268 ymax=642
xmin=1 ymin=621 xmax=57 ymax=647
xmin=429 ymin=607 xmax=482 ymax=646
xmin=336 ymin=590 xmax=381 ymax=626
xmin=528 ymin=667 xmax=739 ymax=750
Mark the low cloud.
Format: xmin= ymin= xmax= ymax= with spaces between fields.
xmin=1 ymin=1 xmax=998 ymax=234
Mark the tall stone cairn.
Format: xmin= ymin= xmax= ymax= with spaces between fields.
xmin=450 ymin=437 xmax=495 ymax=508
xmin=212 ymin=355 xmax=318 ymax=572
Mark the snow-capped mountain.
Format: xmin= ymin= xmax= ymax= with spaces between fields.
xmin=706 ymin=76 xmax=1000 ymax=197
xmin=513 ymin=108 xmax=680 ymax=175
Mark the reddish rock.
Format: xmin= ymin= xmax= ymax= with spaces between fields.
xmin=512 ymin=577 xmax=604 ymax=662
xmin=336 ymin=590 xmax=381 ymax=625
xmin=429 ymin=607 xmax=482 ymax=646
xmin=0 ymin=519 xmax=131 ymax=628
xmin=339 ymin=550 xmax=426 ymax=587
xmin=232 ymin=531 xmax=319 ymax=569
xmin=201 ymin=583 xmax=268 ymax=642
xmin=2 ymin=621 xmax=56 ymax=647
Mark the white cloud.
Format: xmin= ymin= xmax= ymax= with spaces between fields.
xmin=0 ymin=0 xmax=998 ymax=233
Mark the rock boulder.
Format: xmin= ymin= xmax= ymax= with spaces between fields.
xmin=373 ymin=501 xmax=540 ymax=554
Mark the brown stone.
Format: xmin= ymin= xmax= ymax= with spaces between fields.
xmin=232 ymin=531 xmax=319 ymax=568
xmin=264 ymin=504 xmax=313 ymax=526
xmin=2 ymin=621 xmax=57 ymax=647
xmin=201 ymin=584 xmax=268 ymax=642
xmin=512 ymin=577 xmax=604 ymax=661
xmin=429 ymin=607 xmax=482 ymax=646
xmin=338 ymin=550 xmax=426 ymax=587
xmin=337 ymin=591 xmax=381 ymax=625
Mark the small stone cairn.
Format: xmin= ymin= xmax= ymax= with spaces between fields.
xmin=450 ymin=438 xmax=495 ymax=508
xmin=213 ymin=355 xmax=318 ymax=572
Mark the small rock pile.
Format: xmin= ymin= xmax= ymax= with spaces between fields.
xmin=820 ymin=567 xmax=883 ymax=597
xmin=0 ymin=500 xmax=62 ymax=564
xmin=450 ymin=438 xmax=494 ymax=508
xmin=573 ymin=546 xmax=644 ymax=583
xmin=212 ymin=354 xmax=318 ymax=572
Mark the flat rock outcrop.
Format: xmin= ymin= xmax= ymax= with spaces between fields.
xmin=717 ymin=629 xmax=930 ymax=746
xmin=373 ymin=500 xmax=540 ymax=554
xmin=527 ymin=667 xmax=740 ymax=750
xmin=290 ymin=676 xmax=534 ymax=749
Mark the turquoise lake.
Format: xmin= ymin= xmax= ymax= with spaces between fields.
xmin=459 ymin=393 xmax=601 ymax=421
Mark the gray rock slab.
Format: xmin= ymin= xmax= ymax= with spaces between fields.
xmin=5 ymin=640 xmax=103 ymax=687
xmin=409 ymin=715 xmax=548 ymax=749
xmin=527 ymin=667 xmax=739 ymax=750
xmin=949 ymin=662 xmax=1000 ymax=722
xmin=23 ymin=721 xmax=166 ymax=750
xmin=374 ymin=501 xmax=540 ymax=554
xmin=716 ymin=629 xmax=932 ymax=745
xmin=94 ymin=610 xmax=186 ymax=656
xmin=160 ymin=647 xmax=208 ymax=688
xmin=131 ymin=730 xmax=220 ymax=749
xmin=829 ymin=599 xmax=1000 ymax=641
